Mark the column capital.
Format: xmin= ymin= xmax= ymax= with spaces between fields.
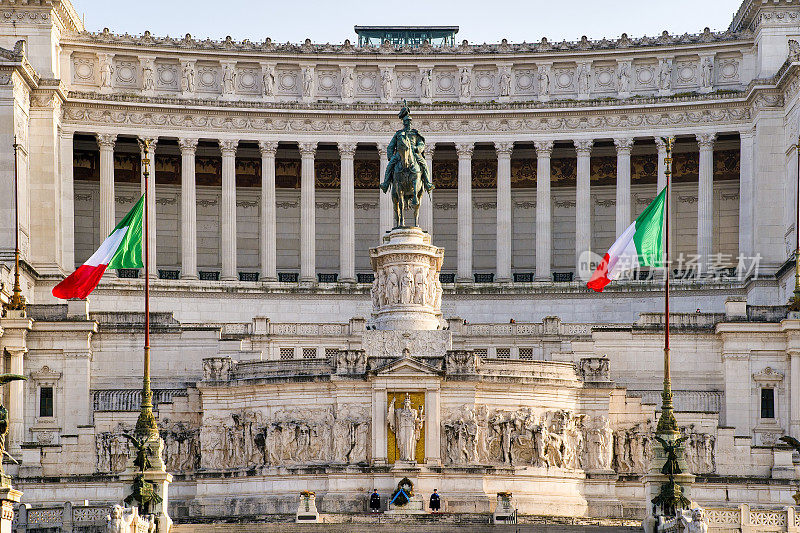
xmin=534 ymin=140 xmax=553 ymax=156
xmin=456 ymin=142 xmax=474 ymax=158
xmin=338 ymin=142 xmax=357 ymax=158
xmin=654 ymin=137 xmax=667 ymax=150
xmin=299 ymin=141 xmax=317 ymax=157
xmin=96 ymin=133 xmax=117 ymax=149
xmin=696 ymin=132 xmax=717 ymax=150
xmin=425 ymin=141 xmax=436 ymax=156
xmin=376 ymin=142 xmax=389 ymax=158
xmin=178 ymin=137 xmax=199 ymax=154
xmin=495 ymin=141 xmax=514 ymax=157
xmin=219 ymin=139 xmax=239 ymax=155
xmin=613 ymin=137 xmax=634 ymax=153
xmin=258 ymin=140 xmax=279 ymax=156
xmin=739 ymin=128 xmax=755 ymax=140
xmin=573 ymin=139 xmax=593 ymax=155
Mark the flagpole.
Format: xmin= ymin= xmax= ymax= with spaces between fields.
xmin=791 ymin=135 xmax=800 ymax=311
xmin=135 ymin=138 xmax=158 ymax=438
xmin=657 ymin=136 xmax=678 ymax=435
xmin=7 ymin=138 xmax=24 ymax=312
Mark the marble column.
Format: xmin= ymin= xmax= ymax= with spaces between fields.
xmin=655 ymin=137 xmax=667 ymax=192
xmin=535 ymin=140 xmax=553 ymax=281
xmin=697 ymin=133 xmax=716 ymax=268
xmin=614 ymin=137 xmax=634 ymax=236
xmin=495 ymin=141 xmax=513 ymax=282
xmin=424 ymin=385 xmax=441 ymax=466
xmin=178 ymin=138 xmax=199 ymax=280
xmin=420 ymin=143 xmax=435 ymax=235
xmin=220 ymin=139 xmax=238 ymax=281
xmin=299 ymin=142 xmax=317 ymax=282
xmin=378 ymin=142 xmax=391 ymax=237
xmin=339 ymin=142 xmax=357 ymax=282
xmin=60 ymin=131 xmax=75 ymax=270
xmin=97 ymin=133 xmax=116 ymax=239
xmin=140 ymin=138 xmax=158 ymax=276
xmin=259 ymin=141 xmax=278 ymax=281
xmin=574 ymin=139 xmax=593 ymax=272
xmin=372 ymin=385 xmax=387 ymax=465
xmin=791 ymin=349 xmax=800 ymax=438
xmin=456 ymin=142 xmax=474 ymax=282
xmin=739 ymin=130 xmax=755 ymax=258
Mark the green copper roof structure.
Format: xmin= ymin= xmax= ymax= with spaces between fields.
xmin=354 ymin=26 xmax=458 ymax=48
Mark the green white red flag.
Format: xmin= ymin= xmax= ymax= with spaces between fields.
xmin=587 ymin=187 xmax=666 ymax=292
xmin=52 ymin=195 xmax=144 ymax=299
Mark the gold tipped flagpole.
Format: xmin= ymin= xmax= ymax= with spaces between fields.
xmin=657 ymin=136 xmax=678 ymax=435
xmin=6 ymin=138 xmax=25 ymax=312
xmin=135 ymin=138 xmax=158 ymax=438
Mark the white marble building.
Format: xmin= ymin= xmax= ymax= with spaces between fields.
xmin=1 ymin=0 xmax=800 ymax=525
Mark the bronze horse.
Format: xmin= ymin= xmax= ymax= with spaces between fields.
xmin=389 ymin=133 xmax=425 ymax=228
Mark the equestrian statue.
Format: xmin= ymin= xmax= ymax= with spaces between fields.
xmin=380 ymin=102 xmax=434 ymax=228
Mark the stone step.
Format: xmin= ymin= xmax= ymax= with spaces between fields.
xmin=172 ymin=515 xmax=640 ymax=533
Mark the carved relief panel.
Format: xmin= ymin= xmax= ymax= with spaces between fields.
xmin=551 ymin=63 xmax=576 ymax=95
xmin=236 ymin=64 xmax=262 ymax=95
xmin=394 ymin=68 xmax=419 ymax=98
xmin=113 ymin=57 xmax=139 ymax=89
xmin=195 ymin=62 xmax=221 ymax=94
xmin=673 ymin=57 xmax=699 ymax=89
xmin=473 ymin=68 xmax=498 ymax=96
xmin=513 ymin=67 xmax=537 ymax=96
xmin=315 ymin=67 xmax=341 ymax=98
xmin=355 ymin=67 xmax=379 ymax=98
xmin=72 ymin=54 xmax=97 ymax=86
xmin=715 ymin=54 xmax=741 ymax=86
xmin=154 ymin=61 xmax=179 ymax=92
xmin=433 ymin=68 xmax=457 ymax=98
xmin=592 ymin=63 xmax=617 ymax=94
xmin=275 ymin=65 xmax=301 ymax=96
xmin=632 ymin=59 xmax=658 ymax=92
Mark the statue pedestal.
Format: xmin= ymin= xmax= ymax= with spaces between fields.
xmin=369 ymin=227 xmax=444 ymax=331
xmin=121 ymin=435 xmax=173 ymax=533
xmin=0 ymin=486 xmax=22 ymax=533
xmin=295 ymin=492 xmax=319 ymax=523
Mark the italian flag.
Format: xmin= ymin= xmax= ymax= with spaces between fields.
xmin=53 ymin=195 xmax=144 ymax=299
xmin=587 ymin=187 xmax=666 ymax=292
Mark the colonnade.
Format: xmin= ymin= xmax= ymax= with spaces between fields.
xmin=82 ymin=131 xmax=751 ymax=283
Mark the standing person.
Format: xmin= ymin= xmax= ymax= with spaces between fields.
xmin=429 ymin=489 xmax=441 ymax=513
xmin=369 ymin=489 xmax=381 ymax=513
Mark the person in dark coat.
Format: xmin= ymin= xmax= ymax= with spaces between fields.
xmin=369 ymin=489 xmax=381 ymax=513
xmin=429 ymin=488 xmax=441 ymax=513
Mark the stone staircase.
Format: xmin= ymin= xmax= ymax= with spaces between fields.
xmin=171 ymin=514 xmax=641 ymax=532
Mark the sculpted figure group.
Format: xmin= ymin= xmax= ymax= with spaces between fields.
xmin=372 ymin=264 xmax=441 ymax=310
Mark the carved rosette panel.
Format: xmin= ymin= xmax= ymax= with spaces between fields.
xmin=369 ymin=228 xmax=445 ymax=330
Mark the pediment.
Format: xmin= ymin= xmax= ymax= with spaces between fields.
xmin=371 ymin=356 xmax=443 ymax=377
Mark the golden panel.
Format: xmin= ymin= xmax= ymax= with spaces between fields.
xmin=386 ymin=391 xmax=425 ymax=465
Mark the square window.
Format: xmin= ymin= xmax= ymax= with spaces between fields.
xmin=325 ymin=348 xmax=339 ymax=360
xmin=39 ymin=386 xmax=54 ymax=418
xmin=496 ymin=348 xmax=511 ymax=359
xmin=473 ymin=348 xmax=488 ymax=358
xmin=761 ymin=388 xmax=775 ymax=419
xmin=302 ymin=348 xmax=317 ymax=359
xmin=519 ymin=348 xmax=534 ymax=360
xmin=279 ymin=347 xmax=295 ymax=360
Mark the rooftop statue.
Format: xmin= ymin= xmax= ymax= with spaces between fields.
xmin=380 ymin=102 xmax=434 ymax=228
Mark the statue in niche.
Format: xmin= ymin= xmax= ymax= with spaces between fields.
xmin=701 ymin=57 xmax=713 ymax=88
xmin=388 ymin=393 xmax=424 ymax=463
xmin=181 ymin=63 xmax=195 ymax=93
xmin=659 ymin=59 xmax=672 ymax=91
xmin=618 ymin=63 xmax=630 ymax=93
xmin=499 ymin=68 xmax=511 ymax=97
xmin=303 ymin=67 xmax=314 ymax=97
xmin=381 ymin=68 xmax=393 ymax=99
xmin=100 ymin=57 xmax=113 ymax=88
xmin=460 ymin=67 xmax=471 ymax=98
xmin=142 ymin=63 xmax=155 ymax=91
xmin=222 ymin=65 xmax=236 ymax=95
xmin=537 ymin=66 xmax=549 ymax=96
xmin=341 ymin=67 xmax=354 ymax=99
xmin=262 ymin=65 xmax=274 ymax=96
xmin=420 ymin=69 xmax=432 ymax=98
xmin=577 ymin=63 xmax=590 ymax=95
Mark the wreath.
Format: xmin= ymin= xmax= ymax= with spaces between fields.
xmin=389 ymin=477 xmax=414 ymax=507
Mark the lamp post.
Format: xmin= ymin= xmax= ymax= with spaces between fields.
xmin=135 ymin=138 xmax=158 ymax=439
